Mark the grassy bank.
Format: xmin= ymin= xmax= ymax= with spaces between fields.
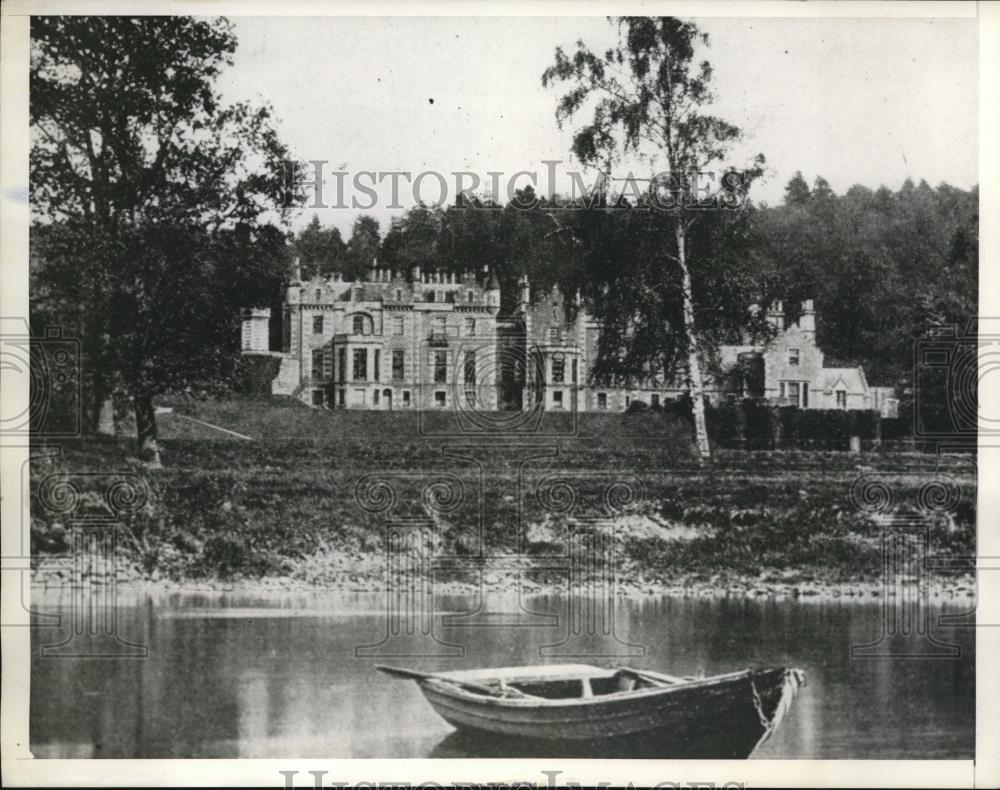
xmin=30 ymin=397 xmax=977 ymax=597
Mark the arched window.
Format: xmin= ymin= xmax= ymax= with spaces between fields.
xmin=353 ymin=314 xmax=366 ymax=335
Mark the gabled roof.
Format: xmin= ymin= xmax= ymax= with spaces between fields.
xmin=824 ymin=367 xmax=867 ymax=393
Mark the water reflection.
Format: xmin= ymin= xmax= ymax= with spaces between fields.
xmin=30 ymin=592 xmax=975 ymax=759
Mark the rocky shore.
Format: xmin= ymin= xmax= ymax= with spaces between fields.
xmin=30 ymin=556 xmax=977 ymax=604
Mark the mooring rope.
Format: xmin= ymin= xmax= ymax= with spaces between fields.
xmin=748 ymin=671 xmax=772 ymax=733
xmin=748 ymin=669 xmax=806 ymax=753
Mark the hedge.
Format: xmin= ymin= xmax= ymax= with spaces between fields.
xmin=655 ymin=397 xmax=885 ymax=451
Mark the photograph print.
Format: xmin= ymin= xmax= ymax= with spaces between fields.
xmin=4 ymin=3 xmax=991 ymax=784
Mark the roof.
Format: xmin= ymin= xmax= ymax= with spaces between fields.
xmin=823 ymin=367 xmax=867 ymax=393
xmin=486 ymin=270 xmax=500 ymax=290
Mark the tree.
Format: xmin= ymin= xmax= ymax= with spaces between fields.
xmin=784 ymin=172 xmax=810 ymax=204
xmin=344 ymin=215 xmax=381 ymax=280
xmin=542 ymin=17 xmax=764 ymax=458
xmin=31 ymin=16 xmax=293 ymax=464
xmin=294 ymin=214 xmax=346 ymax=278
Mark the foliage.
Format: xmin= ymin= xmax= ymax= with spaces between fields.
xmin=755 ymin=177 xmax=978 ymax=388
xmin=30 ymin=16 xmax=296 ymax=462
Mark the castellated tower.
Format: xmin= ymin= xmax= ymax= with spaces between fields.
xmin=485 ymin=269 xmax=501 ymax=312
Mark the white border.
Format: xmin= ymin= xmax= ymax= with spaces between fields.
xmin=1 ymin=1 xmax=996 ymax=787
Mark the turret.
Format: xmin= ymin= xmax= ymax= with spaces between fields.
xmin=766 ymin=300 xmax=784 ymax=331
xmin=517 ymin=274 xmax=530 ymax=314
xmin=241 ymin=308 xmax=271 ymax=352
xmin=286 ymin=257 xmax=304 ymax=305
xmin=485 ymin=269 xmax=501 ymax=311
xmin=799 ymin=299 xmax=815 ymax=335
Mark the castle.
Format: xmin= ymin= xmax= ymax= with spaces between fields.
xmin=241 ymin=263 xmax=895 ymax=416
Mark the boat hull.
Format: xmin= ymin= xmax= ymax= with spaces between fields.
xmin=420 ymin=667 xmax=803 ymax=759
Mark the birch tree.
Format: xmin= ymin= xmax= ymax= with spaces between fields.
xmin=543 ymin=17 xmax=763 ymax=458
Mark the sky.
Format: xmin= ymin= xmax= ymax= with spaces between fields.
xmin=217 ymin=15 xmax=979 ymax=237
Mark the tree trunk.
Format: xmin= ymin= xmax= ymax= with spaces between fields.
xmin=133 ymin=393 xmax=162 ymax=468
xmin=676 ymin=223 xmax=711 ymax=459
xmin=96 ymin=397 xmax=115 ymax=436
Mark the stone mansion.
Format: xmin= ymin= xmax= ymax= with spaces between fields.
xmin=241 ymin=262 xmax=895 ymax=415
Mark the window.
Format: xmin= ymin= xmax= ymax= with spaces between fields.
xmin=312 ymin=349 xmax=324 ymax=379
xmin=312 ymin=389 xmax=324 ymax=406
xmin=551 ymin=354 xmax=565 ymax=383
xmin=464 ymin=351 xmax=476 ymax=384
xmin=338 ymin=389 xmax=345 ymax=406
xmin=396 ymin=289 xmax=403 ymax=302
xmin=549 ymin=327 xmax=563 ymax=343
xmin=315 ymin=289 xmax=321 ymax=302
xmin=836 ymin=390 xmax=847 ymax=409
xmin=789 ymin=348 xmax=800 ymax=366
xmin=467 ymin=290 xmax=474 ymax=303
xmin=597 ymin=392 xmax=608 ymax=410
xmin=402 ymin=390 xmax=411 ymax=406
xmin=464 ymin=317 xmax=476 ymax=337
xmin=373 ymin=349 xmax=380 ymax=382
xmin=392 ymin=349 xmax=405 ymax=381
xmin=373 ymin=389 xmax=380 ymax=406
xmin=571 ymin=358 xmax=578 ymax=383
xmin=802 ymin=383 xmax=809 ymax=408
xmin=431 ymin=316 xmax=446 ymax=337
xmin=337 ymin=348 xmax=346 ymax=381
xmin=352 ymin=348 xmax=367 ymax=380
xmin=435 ymin=391 xmax=446 ymax=408
xmin=437 ymin=290 xmax=445 ymax=304
xmin=434 ymin=351 xmax=447 ymax=383
xmin=553 ymin=390 xmax=564 ymax=408
xmin=353 ymin=314 xmax=366 ymax=335
xmin=353 ymin=388 xmax=366 ymax=405
xmin=651 ymin=393 xmax=660 ymax=407
xmin=313 ymin=315 xmax=324 ymax=334
xmin=786 ymin=381 xmax=800 ymax=405
xmin=393 ymin=317 xmax=404 ymax=335
xmin=465 ymin=390 xmax=476 ymax=408
xmin=427 ymin=290 xmax=436 ymax=303
xmin=625 ymin=395 xmax=631 ymax=408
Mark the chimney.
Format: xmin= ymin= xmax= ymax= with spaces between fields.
xmin=518 ymin=274 xmax=530 ymax=312
xmin=766 ymin=300 xmax=784 ymax=331
xmin=800 ymin=299 xmax=816 ymax=334
xmin=412 ymin=265 xmax=421 ymax=283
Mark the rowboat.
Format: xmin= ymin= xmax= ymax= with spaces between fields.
xmin=377 ymin=663 xmax=806 ymax=758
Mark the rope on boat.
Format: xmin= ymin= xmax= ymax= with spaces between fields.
xmin=748 ymin=669 xmax=806 ymax=753
xmin=748 ymin=672 xmax=772 ymax=733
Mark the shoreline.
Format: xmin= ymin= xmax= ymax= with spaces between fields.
xmin=30 ymin=564 xmax=977 ymax=604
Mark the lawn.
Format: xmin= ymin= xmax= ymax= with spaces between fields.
xmin=29 ymin=396 xmax=977 ymax=591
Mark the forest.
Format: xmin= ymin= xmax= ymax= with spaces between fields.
xmin=288 ymin=173 xmax=978 ymax=394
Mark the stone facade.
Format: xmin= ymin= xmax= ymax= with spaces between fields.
xmin=242 ymin=267 xmax=894 ymax=415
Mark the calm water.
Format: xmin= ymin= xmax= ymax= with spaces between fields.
xmin=30 ymin=591 xmax=975 ymax=759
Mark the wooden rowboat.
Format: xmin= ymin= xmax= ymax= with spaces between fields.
xmin=377 ymin=663 xmax=806 ymax=758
